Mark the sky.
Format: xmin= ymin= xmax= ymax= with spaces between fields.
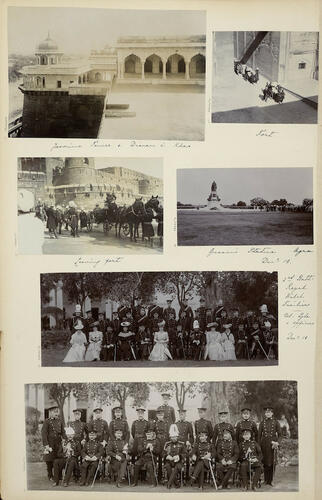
xmin=94 ymin=157 xmax=163 ymax=178
xmin=8 ymin=7 xmax=205 ymax=55
xmin=177 ymin=168 xmax=313 ymax=205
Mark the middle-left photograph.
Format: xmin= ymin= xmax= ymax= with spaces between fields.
xmin=17 ymin=156 xmax=163 ymax=255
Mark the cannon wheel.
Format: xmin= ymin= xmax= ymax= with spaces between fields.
xmin=120 ymin=222 xmax=130 ymax=238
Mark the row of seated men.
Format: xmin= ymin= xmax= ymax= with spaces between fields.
xmin=69 ymin=300 xmax=278 ymax=361
xmin=42 ymin=400 xmax=281 ymax=490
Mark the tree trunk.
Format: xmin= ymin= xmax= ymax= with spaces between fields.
xmin=205 ymin=276 xmax=219 ymax=308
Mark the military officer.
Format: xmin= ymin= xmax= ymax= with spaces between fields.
xmin=212 ymin=409 xmax=235 ymax=446
xmin=84 ymin=310 xmax=95 ymax=339
xmin=131 ymin=407 xmax=149 ymax=447
xmin=70 ymin=409 xmax=86 ymax=445
xmin=150 ymin=410 xmax=169 ymax=481
xmin=175 ymin=409 xmax=194 ymax=448
xmin=248 ymin=319 xmax=267 ymax=359
xmin=213 ymin=299 xmax=225 ymax=322
xmin=178 ymin=298 xmax=193 ymax=333
xmin=132 ymin=297 xmax=143 ymax=322
xmin=135 ymin=322 xmax=152 ymax=360
xmin=258 ymin=304 xmax=276 ymax=329
xmin=41 ymin=405 xmax=65 ymax=481
xmin=147 ymin=298 xmax=163 ymax=321
xmin=106 ymin=429 xmax=129 ymax=488
xmin=131 ymin=429 xmax=160 ymax=487
xmin=235 ymin=322 xmax=249 ymax=359
xmin=109 ymin=407 xmax=130 ymax=442
xmin=86 ymin=407 xmax=109 ymax=446
xmin=235 ymin=406 xmax=258 ymax=444
xmin=117 ymin=299 xmax=130 ymax=321
xmin=239 ymin=429 xmax=263 ymax=491
xmin=164 ymin=311 xmax=177 ymax=357
xmin=98 ymin=312 xmax=108 ymax=335
xmin=163 ymin=298 xmax=176 ymax=323
xmin=258 ymin=405 xmax=281 ymax=486
xmin=101 ymin=325 xmax=116 ymax=362
xmin=157 ymin=393 xmax=176 ymax=426
xmin=111 ymin=311 xmax=121 ymax=336
xmin=163 ymin=424 xmax=186 ymax=489
xmin=52 ymin=427 xmax=81 ymax=487
xmin=194 ymin=407 xmax=213 ymax=443
xmin=190 ymin=320 xmax=206 ymax=360
xmin=190 ymin=431 xmax=215 ymax=489
xmin=195 ymin=297 xmax=208 ymax=332
xmin=216 ymin=429 xmax=239 ymax=489
xmin=79 ymin=430 xmax=104 ymax=486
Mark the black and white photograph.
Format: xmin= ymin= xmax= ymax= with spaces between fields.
xmin=40 ymin=271 xmax=278 ymax=367
xmin=17 ymin=157 xmax=163 ymax=255
xmin=25 ymin=380 xmax=298 ymax=492
xmin=8 ymin=7 xmax=206 ymax=140
xmin=177 ymin=168 xmax=313 ymax=246
xmin=212 ymin=31 xmax=319 ymax=124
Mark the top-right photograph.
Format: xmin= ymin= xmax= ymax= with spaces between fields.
xmin=212 ymin=31 xmax=319 ymax=124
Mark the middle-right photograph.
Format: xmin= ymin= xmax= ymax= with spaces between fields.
xmin=177 ymin=167 xmax=313 ymax=246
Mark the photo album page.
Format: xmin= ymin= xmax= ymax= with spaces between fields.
xmin=0 ymin=0 xmax=320 ymax=499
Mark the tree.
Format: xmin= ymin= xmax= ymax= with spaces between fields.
xmin=302 ymin=198 xmax=313 ymax=207
xmin=250 ymin=197 xmax=269 ymax=207
xmin=150 ymin=272 xmax=206 ymax=306
xmin=153 ymin=382 xmax=208 ymax=410
xmin=88 ymin=383 xmax=151 ymax=418
xmin=47 ymin=383 xmax=89 ymax=426
xmin=237 ymin=201 xmax=246 ymax=206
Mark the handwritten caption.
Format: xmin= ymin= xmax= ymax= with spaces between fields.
xmin=74 ymin=257 xmax=124 ymax=269
xmin=282 ymin=273 xmax=315 ymax=341
xmin=256 ymin=129 xmax=278 ymax=138
xmin=50 ymin=140 xmax=191 ymax=152
xmin=207 ymin=247 xmax=313 ymax=263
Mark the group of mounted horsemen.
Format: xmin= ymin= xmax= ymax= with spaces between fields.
xmin=233 ymin=60 xmax=285 ymax=103
xmin=35 ymin=193 xmax=163 ymax=243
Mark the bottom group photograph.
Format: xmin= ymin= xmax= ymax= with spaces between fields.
xmin=25 ymin=380 xmax=298 ymax=493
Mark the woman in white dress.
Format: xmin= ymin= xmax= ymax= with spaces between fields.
xmin=204 ymin=322 xmax=225 ymax=361
xmin=85 ymin=322 xmax=103 ymax=361
xmin=221 ymin=323 xmax=237 ymax=360
xmin=63 ymin=320 xmax=87 ymax=363
xmin=149 ymin=320 xmax=173 ymax=361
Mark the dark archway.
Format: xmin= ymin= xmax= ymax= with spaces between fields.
xmin=190 ymin=54 xmax=206 ymax=76
xmin=124 ymin=54 xmax=141 ymax=75
xmin=144 ymin=54 xmax=163 ymax=75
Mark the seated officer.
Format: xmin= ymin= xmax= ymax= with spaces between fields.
xmin=213 ymin=409 xmax=235 ymax=446
xmin=79 ymin=430 xmax=103 ymax=486
xmin=131 ymin=429 xmax=160 ymax=487
xmin=239 ymin=429 xmax=263 ymax=491
xmin=216 ymin=429 xmax=239 ymax=489
xmin=190 ymin=431 xmax=215 ymax=490
xmin=52 ymin=427 xmax=81 ymax=487
xmin=163 ymin=424 xmax=186 ymax=489
xmin=106 ymin=429 xmax=129 ymax=488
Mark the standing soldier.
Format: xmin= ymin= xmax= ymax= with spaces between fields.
xmin=117 ymin=299 xmax=130 ymax=321
xmin=106 ymin=429 xmax=129 ymax=488
xmin=79 ymin=430 xmax=104 ymax=486
xmin=84 ymin=310 xmax=95 ymax=342
xmin=131 ymin=408 xmax=149 ymax=447
xmin=70 ymin=409 xmax=86 ymax=445
xmin=109 ymin=407 xmax=130 ymax=442
xmin=147 ymin=297 xmax=163 ymax=321
xmin=175 ymin=409 xmax=194 ymax=480
xmin=131 ymin=428 xmax=160 ymax=488
xmin=179 ymin=298 xmax=193 ymax=331
xmin=239 ymin=429 xmax=263 ymax=491
xmin=213 ymin=299 xmax=225 ymax=323
xmin=41 ymin=405 xmax=65 ymax=482
xmin=111 ymin=312 xmax=121 ymax=337
xmin=163 ymin=298 xmax=176 ymax=323
xmin=190 ymin=431 xmax=215 ymax=490
xmin=149 ymin=310 xmax=162 ymax=334
xmin=98 ymin=312 xmax=108 ymax=335
xmin=132 ymin=297 xmax=143 ymax=322
xmin=151 ymin=410 xmax=169 ymax=481
xmin=216 ymin=429 xmax=239 ymax=489
xmin=194 ymin=407 xmax=213 ymax=443
xmin=231 ymin=308 xmax=240 ymax=340
xmin=134 ymin=307 xmax=149 ymax=331
xmin=195 ymin=297 xmax=208 ymax=332
xmin=86 ymin=407 xmax=109 ymax=447
xmin=163 ymin=425 xmax=186 ymax=489
xmin=212 ymin=409 xmax=235 ymax=446
xmin=235 ymin=406 xmax=258 ymax=444
xmin=258 ymin=405 xmax=281 ymax=486
xmin=135 ymin=322 xmax=152 ymax=360
xmin=157 ymin=393 xmax=176 ymax=426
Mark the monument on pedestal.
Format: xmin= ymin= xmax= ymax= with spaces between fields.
xmin=207 ymin=180 xmax=223 ymax=210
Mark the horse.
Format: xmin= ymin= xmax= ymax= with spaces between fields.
xmin=116 ymin=195 xmax=160 ymax=243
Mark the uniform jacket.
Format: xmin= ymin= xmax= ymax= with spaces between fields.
xmin=163 ymin=440 xmax=186 ymax=461
xmin=86 ymin=418 xmax=109 ymax=442
xmin=239 ymin=440 xmax=263 ymax=463
xmin=163 ymin=307 xmax=176 ymax=322
xmin=194 ymin=418 xmax=213 ymax=441
xmin=156 ymin=404 xmax=175 ymax=425
xmin=42 ymin=417 xmax=65 ymax=447
xmin=81 ymin=439 xmax=104 ymax=460
xmin=212 ymin=422 xmax=236 ymax=445
xmin=235 ymin=419 xmax=258 ymax=443
xmin=117 ymin=305 xmax=130 ymax=320
xmin=106 ymin=438 xmax=128 ymax=460
xmin=131 ymin=437 xmax=161 ymax=458
xmin=70 ymin=420 xmax=86 ymax=442
xmin=148 ymin=305 xmax=163 ymax=319
xmin=192 ymin=441 xmax=215 ymax=461
xmin=131 ymin=419 xmax=149 ymax=440
xmin=258 ymin=417 xmax=281 ymax=466
xmin=56 ymin=439 xmax=81 ymax=459
xmin=195 ymin=306 xmax=208 ymax=332
xmin=175 ymin=420 xmax=194 ymax=444
xmin=151 ymin=420 xmax=169 ymax=442
xmin=109 ymin=418 xmax=130 ymax=442
xmin=216 ymin=439 xmax=239 ymax=463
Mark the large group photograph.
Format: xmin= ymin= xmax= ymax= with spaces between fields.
xmin=17 ymin=157 xmax=163 ymax=255
xmin=8 ymin=7 xmax=206 ymax=140
xmin=177 ymin=167 xmax=313 ymax=246
xmin=25 ymin=380 xmax=298 ymax=492
xmin=40 ymin=270 xmax=278 ymax=367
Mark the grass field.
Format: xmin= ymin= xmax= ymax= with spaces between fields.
xmin=177 ymin=211 xmax=313 ymax=246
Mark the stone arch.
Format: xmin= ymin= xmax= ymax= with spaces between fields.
xmin=190 ymin=53 xmax=206 ymax=77
xmin=94 ymin=72 xmax=102 ymax=82
xmin=166 ymin=53 xmax=186 ymax=75
xmin=124 ymin=54 xmax=142 ymax=75
xmin=144 ymin=54 xmax=163 ymax=75
xmin=36 ymin=76 xmax=42 ymax=88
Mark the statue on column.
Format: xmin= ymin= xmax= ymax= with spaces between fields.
xmin=207 ymin=180 xmax=222 ymax=210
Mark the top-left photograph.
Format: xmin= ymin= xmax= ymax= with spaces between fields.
xmin=8 ymin=7 xmax=206 ymax=140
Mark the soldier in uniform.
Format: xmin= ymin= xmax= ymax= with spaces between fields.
xmin=175 ymin=409 xmax=194 ymax=480
xmin=258 ymin=405 xmax=281 ymax=486
xmin=258 ymin=304 xmax=276 ymax=329
xmin=111 ymin=311 xmax=121 ymax=336
xmin=235 ymin=322 xmax=249 ymax=359
xmin=70 ymin=409 xmax=86 ymax=445
xmin=150 ymin=409 xmax=169 ymax=481
xmin=216 ymin=429 xmax=239 ymax=489
xmin=212 ymin=409 xmax=235 ymax=446
xmin=132 ymin=297 xmax=143 ymax=322
xmin=163 ymin=424 xmax=186 ymax=489
xmin=157 ymin=393 xmax=176 ymax=426
xmin=131 ymin=428 xmax=160 ymax=487
xmin=149 ymin=310 xmax=162 ymax=334
xmin=41 ymin=405 xmax=66 ymax=481
xmin=164 ymin=311 xmax=177 ymax=358
xmin=124 ymin=309 xmax=135 ymax=331
xmin=213 ymin=299 xmax=225 ymax=323
xmin=135 ymin=322 xmax=152 ymax=360
xmin=86 ymin=407 xmax=109 ymax=447
xmin=239 ymin=429 xmax=263 ymax=491
xmin=131 ymin=407 xmax=149 ymax=446
xmin=101 ymin=325 xmax=116 ymax=361
xmin=79 ymin=430 xmax=104 ymax=486
xmin=70 ymin=305 xmax=86 ymax=334
xmin=195 ymin=298 xmax=208 ymax=332
xmin=178 ymin=299 xmax=193 ymax=347
xmin=109 ymin=407 xmax=130 ymax=442
xmin=106 ymin=429 xmax=129 ymax=488
xmin=117 ymin=300 xmax=130 ymax=321
xmin=134 ymin=307 xmax=149 ymax=331
xmin=194 ymin=407 xmax=213 ymax=443
xmin=163 ymin=299 xmax=176 ymax=323
xmin=231 ymin=308 xmax=240 ymax=340
xmin=190 ymin=320 xmax=206 ymax=360
xmin=52 ymin=427 xmax=81 ymax=487
xmin=235 ymin=406 xmax=258 ymax=444
xmin=190 ymin=431 xmax=215 ymax=489
xmin=248 ymin=319 xmax=267 ymax=359
xmin=98 ymin=312 xmax=108 ymax=335
xmin=147 ymin=298 xmax=163 ymax=321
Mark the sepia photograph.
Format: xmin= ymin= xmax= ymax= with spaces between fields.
xmin=17 ymin=157 xmax=163 ymax=255
xmin=40 ymin=271 xmax=278 ymax=367
xmin=177 ymin=168 xmax=313 ymax=246
xmin=25 ymin=380 xmax=298 ymax=492
xmin=212 ymin=31 xmax=319 ymax=124
xmin=8 ymin=7 xmax=206 ymax=140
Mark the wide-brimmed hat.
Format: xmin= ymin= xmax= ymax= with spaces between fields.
xmin=207 ymin=322 xmax=218 ymax=328
xmin=121 ymin=321 xmax=130 ymax=327
xmin=193 ymin=320 xmax=199 ymax=329
xmin=223 ymin=323 xmax=232 ymax=329
xmin=264 ymin=320 xmax=271 ymax=328
xmin=259 ymin=304 xmax=269 ymax=313
xmin=75 ymin=304 xmax=81 ymax=313
xmin=74 ymin=320 xmax=84 ymax=330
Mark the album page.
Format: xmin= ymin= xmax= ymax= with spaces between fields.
xmin=0 ymin=0 xmax=320 ymax=499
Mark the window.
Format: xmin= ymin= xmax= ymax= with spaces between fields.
xmin=298 ymin=62 xmax=306 ymax=69
xmin=57 ymin=80 xmax=62 ymax=88
xmin=42 ymin=77 xmax=46 ymax=88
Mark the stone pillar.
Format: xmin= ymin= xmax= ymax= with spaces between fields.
xmin=172 ymin=57 xmax=178 ymax=74
xmin=152 ymin=57 xmax=159 ymax=74
xmin=185 ymin=59 xmax=190 ymax=80
xmin=162 ymin=59 xmax=166 ymax=79
xmin=141 ymin=59 xmax=145 ymax=80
